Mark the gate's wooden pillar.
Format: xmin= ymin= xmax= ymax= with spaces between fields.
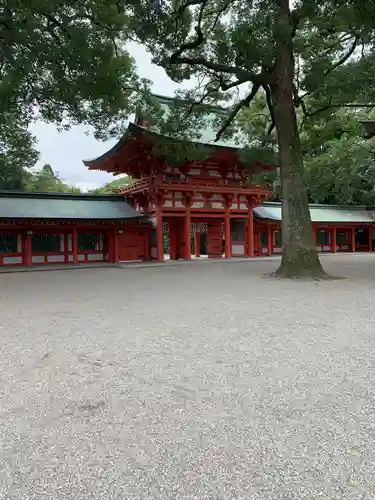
xmin=26 ymin=231 xmax=32 ymax=267
xmin=223 ymin=194 xmax=232 ymax=259
xmin=267 ymin=226 xmax=272 ymax=256
xmin=184 ymin=194 xmax=192 ymax=260
xmin=351 ymin=227 xmax=356 ymax=252
xmin=156 ymin=208 xmax=164 ymax=261
xmin=72 ymin=226 xmax=79 ymax=264
xmin=368 ymin=227 xmax=372 ymax=252
xmin=112 ymin=226 xmax=119 ymax=263
xmin=246 ymin=200 xmax=254 ymax=257
xmin=332 ymin=227 xmax=337 ymax=254
xmin=224 ymin=214 xmax=231 ymax=258
xmin=184 ymin=211 xmax=191 ymax=260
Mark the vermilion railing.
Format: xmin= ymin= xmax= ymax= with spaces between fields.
xmin=159 ymin=175 xmax=270 ymax=192
xmin=116 ymin=174 xmax=271 ymax=194
xmin=116 ymin=178 xmax=150 ymax=194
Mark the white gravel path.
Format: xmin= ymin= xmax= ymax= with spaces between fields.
xmin=1 ymin=254 xmax=375 ymax=499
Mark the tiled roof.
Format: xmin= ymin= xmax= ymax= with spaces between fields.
xmin=152 ymin=94 xmax=244 ymax=149
xmin=0 ymin=192 xmax=142 ymax=220
xmin=255 ymin=202 xmax=374 ymax=223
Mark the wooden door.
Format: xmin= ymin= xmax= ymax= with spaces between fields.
xmin=207 ymin=222 xmax=222 ymax=258
xmin=118 ymin=229 xmax=147 ymax=261
xmin=169 ymin=221 xmax=179 ymax=260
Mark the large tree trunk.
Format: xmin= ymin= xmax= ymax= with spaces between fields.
xmin=270 ymin=0 xmax=326 ymax=278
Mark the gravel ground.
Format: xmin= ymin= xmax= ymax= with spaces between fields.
xmin=1 ymin=254 xmax=375 ymax=500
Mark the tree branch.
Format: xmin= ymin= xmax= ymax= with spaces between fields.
xmin=184 ymin=83 xmax=221 ymax=118
xmin=207 ymin=1 xmax=233 ymax=33
xmin=170 ymin=0 xmax=207 ymax=61
xmin=263 ymin=84 xmax=275 ymax=135
xmin=43 ymin=13 xmax=72 ymax=40
xmin=175 ymin=0 xmax=206 ymax=15
xmin=297 ymin=35 xmax=360 ymax=104
xmin=218 ymin=75 xmax=252 ymax=91
xmin=170 ymin=54 xmax=270 ymax=85
xmin=169 ymin=0 xmax=271 ymax=86
xmin=324 ymin=35 xmax=359 ymax=78
xmin=300 ymin=98 xmax=375 ymax=118
xmin=215 ymin=84 xmax=260 ymax=141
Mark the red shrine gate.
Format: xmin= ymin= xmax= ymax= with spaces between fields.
xmin=84 ymin=123 xmax=276 ymax=260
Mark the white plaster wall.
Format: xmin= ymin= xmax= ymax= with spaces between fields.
xmin=3 ymin=256 xmax=22 ymax=265
xmin=32 ymin=256 xmax=45 ymax=263
xmin=47 ymin=255 xmax=65 ymax=263
xmin=87 ymin=253 xmax=104 ymax=261
xmin=232 ymin=244 xmax=245 ymax=255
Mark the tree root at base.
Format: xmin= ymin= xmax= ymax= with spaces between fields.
xmin=267 ymin=268 xmax=344 ymax=281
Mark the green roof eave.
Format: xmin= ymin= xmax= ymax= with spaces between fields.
xmin=0 ymin=191 xmax=143 ymax=220
xmin=83 ymin=122 xmax=249 ymax=168
xmin=82 ymin=131 xmax=132 ymax=167
xmin=255 ymin=202 xmax=375 ymax=224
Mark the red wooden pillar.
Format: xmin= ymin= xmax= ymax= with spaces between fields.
xmin=194 ymin=231 xmax=200 ymax=258
xmin=112 ymin=226 xmax=119 ymax=262
xmin=267 ymin=226 xmax=272 ymax=256
xmin=72 ymin=226 xmax=78 ymax=264
xmin=107 ymin=229 xmax=113 ymax=262
xmin=184 ymin=209 xmax=191 ymax=260
xmin=26 ymin=232 xmax=32 ymax=267
xmin=256 ymin=231 xmax=261 ymax=256
xmin=144 ymin=229 xmax=151 ymax=261
xmin=246 ymin=206 xmax=254 ymax=257
xmin=368 ymin=227 xmax=372 ymax=252
xmin=351 ymin=227 xmax=356 ymax=252
xmin=332 ymin=227 xmax=337 ymax=254
xmin=156 ymin=208 xmax=164 ymax=261
xmin=224 ymin=213 xmax=231 ymax=258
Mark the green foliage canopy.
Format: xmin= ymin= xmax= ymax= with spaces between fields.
xmin=0 ymin=0 xmax=152 ymax=183
xmin=90 ymin=176 xmax=134 ymax=194
xmin=125 ymin=0 xmax=375 ymax=129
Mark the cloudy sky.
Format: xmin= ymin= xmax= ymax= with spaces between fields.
xmin=29 ymin=42 xmax=191 ymax=191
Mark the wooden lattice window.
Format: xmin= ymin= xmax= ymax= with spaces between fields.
xmin=260 ymin=231 xmax=268 ymax=246
xmin=336 ymin=231 xmax=346 ymax=244
xmin=0 ymin=234 xmax=17 ymax=253
xmin=316 ymin=230 xmax=330 ymax=245
xmin=231 ymin=220 xmax=245 ymax=242
xmin=78 ymin=233 xmax=102 ymax=251
xmin=274 ymin=231 xmax=282 ymax=246
xmin=32 ymin=233 xmax=61 ymax=252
